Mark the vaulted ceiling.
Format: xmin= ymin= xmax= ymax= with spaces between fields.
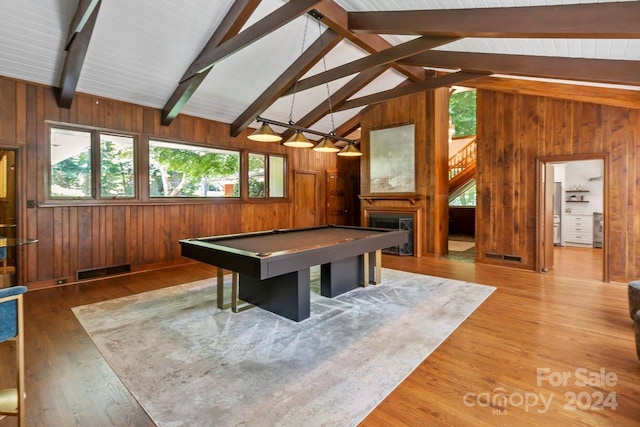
xmin=1 ymin=0 xmax=638 ymax=141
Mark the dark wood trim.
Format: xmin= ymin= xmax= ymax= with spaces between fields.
xmin=348 ymin=2 xmax=640 ymax=38
xmin=229 ymin=28 xmax=342 ymax=137
xmin=282 ymin=36 xmax=459 ymax=96
xmin=57 ymin=1 xmax=101 ymax=108
xmin=313 ymin=0 xmax=425 ymax=82
xmin=64 ymin=0 xmax=101 ymax=48
xmin=181 ymin=0 xmax=321 ymax=82
xmin=400 ymin=50 xmax=640 ymax=87
xmin=161 ymin=0 xmax=262 ymax=125
xmin=359 ymin=194 xmax=423 ymax=206
xmin=467 ymin=76 xmax=640 ymax=110
xmin=280 ymin=66 xmax=386 ymax=141
xmin=335 ymin=71 xmax=489 ymax=112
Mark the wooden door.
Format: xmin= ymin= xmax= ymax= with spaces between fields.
xmin=537 ymin=162 xmax=555 ymax=272
xmin=294 ymin=171 xmax=317 ymax=228
xmin=325 ymin=169 xmax=348 ymax=225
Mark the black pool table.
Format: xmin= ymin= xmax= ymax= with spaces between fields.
xmin=179 ymin=225 xmax=409 ymax=321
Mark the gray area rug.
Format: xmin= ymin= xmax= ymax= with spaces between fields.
xmin=73 ymin=268 xmax=495 ymax=426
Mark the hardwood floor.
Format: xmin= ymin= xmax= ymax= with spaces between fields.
xmin=1 ymin=248 xmax=638 ymax=426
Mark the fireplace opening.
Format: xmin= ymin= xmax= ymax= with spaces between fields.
xmin=368 ymin=214 xmax=414 ymax=256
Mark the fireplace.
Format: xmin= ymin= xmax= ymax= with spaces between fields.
xmin=368 ymin=213 xmax=414 ymax=256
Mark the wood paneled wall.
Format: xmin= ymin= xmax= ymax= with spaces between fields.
xmin=476 ymin=89 xmax=640 ymax=281
xmin=359 ymin=89 xmax=450 ymax=257
xmin=0 ymin=76 xmax=337 ymax=287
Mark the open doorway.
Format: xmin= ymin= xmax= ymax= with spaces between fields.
xmin=446 ymin=87 xmax=477 ymax=263
xmin=537 ymin=157 xmax=606 ymax=281
xmin=0 ymin=149 xmax=16 ymax=286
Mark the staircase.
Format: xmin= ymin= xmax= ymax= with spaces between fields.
xmin=449 ymin=138 xmax=476 ymax=194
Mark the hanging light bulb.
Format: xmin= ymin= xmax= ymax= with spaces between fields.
xmin=337 ymin=142 xmax=362 ymax=157
xmin=248 ymin=122 xmax=282 ymax=142
xmin=283 ymin=130 xmax=314 ymax=148
xmin=313 ymin=137 xmax=340 ymax=153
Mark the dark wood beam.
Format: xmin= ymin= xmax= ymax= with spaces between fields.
xmin=65 ymin=0 xmax=100 ymax=48
xmin=161 ymin=0 xmax=261 ymax=125
xmin=334 ymin=71 xmax=489 ymax=112
xmin=313 ymin=0 xmax=424 ymax=82
xmin=181 ymin=0 xmax=321 ymax=82
xmin=280 ymin=66 xmax=386 ymax=141
xmin=400 ymin=51 xmax=640 ymax=87
xmin=229 ymin=28 xmax=342 ymax=137
xmin=57 ymin=0 xmax=101 ymax=109
xmin=333 ymin=113 xmax=362 ymax=144
xmin=348 ymin=2 xmax=640 ymax=38
xmin=282 ymin=36 xmax=458 ymax=96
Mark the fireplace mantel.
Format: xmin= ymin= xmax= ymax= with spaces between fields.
xmin=359 ymin=194 xmax=423 ymax=206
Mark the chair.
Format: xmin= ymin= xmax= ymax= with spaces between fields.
xmin=0 ymin=285 xmax=27 ymax=426
xmin=0 ymin=245 xmax=7 ymax=288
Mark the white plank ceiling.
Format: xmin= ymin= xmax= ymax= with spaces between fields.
xmin=0 ymin=0 xmax=637 ymax=136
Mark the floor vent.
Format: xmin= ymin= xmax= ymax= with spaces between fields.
xmin=77 ymin=264 xmax=131 ymax=281
xmin=485 ymin=253 xmax=523 ymax=263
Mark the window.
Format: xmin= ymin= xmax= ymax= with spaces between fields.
xmin=248 ymin=153 xmax=265 ymax=198
xmin=148 ymin=140 xmax=239 ymax=198
xmin=449 ymin=179 xmax=477 ymax=207
xmin=49 ymin=127 xmax=136 ymax=199
xmin=449 ymin=89 xmax=477 ymax=138
xmin=100 ymin=133 xmax=135 ymax=198
xmin=48 ymin=124 xmax=284 ymax=202
xmin=268 ymin=155 xmax=285 ymax=197
xmin=248 ymin=153 xmax=285 ymax=199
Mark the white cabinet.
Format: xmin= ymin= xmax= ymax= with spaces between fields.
xmin=565 ymin=213 xmax=593 ymax=246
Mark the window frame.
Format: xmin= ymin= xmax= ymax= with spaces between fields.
xmin=44 ymin=122 xmax=288 ymax=206
xmin=246 ymin=151 xmax=287 ymax=200
xmin=47 ymin=123 xmax=139 ymax=203
xmin=147 ymin=138 xmax=242 ymax=200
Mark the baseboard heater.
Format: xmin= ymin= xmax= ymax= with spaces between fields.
xmin=485 ymin=253 xmax=523 ymax=263
xmin=76 ymin=264 xmax=131 ymax=281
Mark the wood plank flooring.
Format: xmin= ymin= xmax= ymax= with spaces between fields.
xmin=1 ymin=247 xmax=638 ymax=426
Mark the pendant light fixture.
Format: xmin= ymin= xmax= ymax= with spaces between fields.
xmin=337 ymin=141 xmax=362 ymax=157
xmin=247 ymin=11 xmax=361 ymax=156
xmin=248 ymin=122 xmax=282 ymax=142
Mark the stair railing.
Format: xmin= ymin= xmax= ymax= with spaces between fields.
xmin=449 ymin=138 xmax=476 ymax=180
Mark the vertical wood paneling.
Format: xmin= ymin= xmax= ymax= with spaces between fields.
xmin=477 ymin=89 xmax=640 ymax=280
xmin=0 ymin=72 xmax=333 ymax=286
xmin=0 ymin=78 xmax=17 ymax=143
xmin=359 ymin=92 xmax=436 ymax=256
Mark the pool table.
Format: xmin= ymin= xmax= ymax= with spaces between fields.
xmin=179 ymin=225 xmax=409 ymax=321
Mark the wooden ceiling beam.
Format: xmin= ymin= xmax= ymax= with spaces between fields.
xmin=181 ymin=0 xmax=321 ymax=82
xmin=400 ymin=51 xmax=640 ymax=87
xmin=229 ymin=28 xmax=342 ymax=137
xmin=280 ymin=65 xmax=386 ymax=141
xmin=65 ymin=0 xmax=100 ymax=48
xmin=161 ymin=0 xmax=261 ymax=125
xmin=282 ymin=36 xmax=458 ymax=96
xmin=57 ymin=0 xmax=101 ymax=109
xmin=313 ymin=0 xmax=424 ymax=82
xmin=335 ymin=71 xmax=489 ymax=112
xmin=348 ymin=2 xmax=640 ymax=38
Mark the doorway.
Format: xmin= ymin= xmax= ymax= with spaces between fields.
xmin=0 ymin=149 xmax=17 ymax=286
xmin=294 ymin=171 xmax=317 ymax=228
xmin=537 ymin=156 xmax=607 ymax=281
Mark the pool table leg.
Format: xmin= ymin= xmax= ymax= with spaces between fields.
xmin=375 ymin=249 xmax=382 ymax=284
xmin=216 ymin=267 xmax=231 ymax=310
xmin=363 ymin=250 xmax=383 ymax=287
xmin=239 ymin=269 xmax=311 ymax=322
xmin=217 ymin=268 xmax=251 ymax=313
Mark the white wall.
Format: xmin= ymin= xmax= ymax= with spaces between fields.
xmin=564 ymin=159 xmax=603 ymax=214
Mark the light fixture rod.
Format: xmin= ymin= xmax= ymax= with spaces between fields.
xmin=256 ymin=116 xmax=357 ymax=145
